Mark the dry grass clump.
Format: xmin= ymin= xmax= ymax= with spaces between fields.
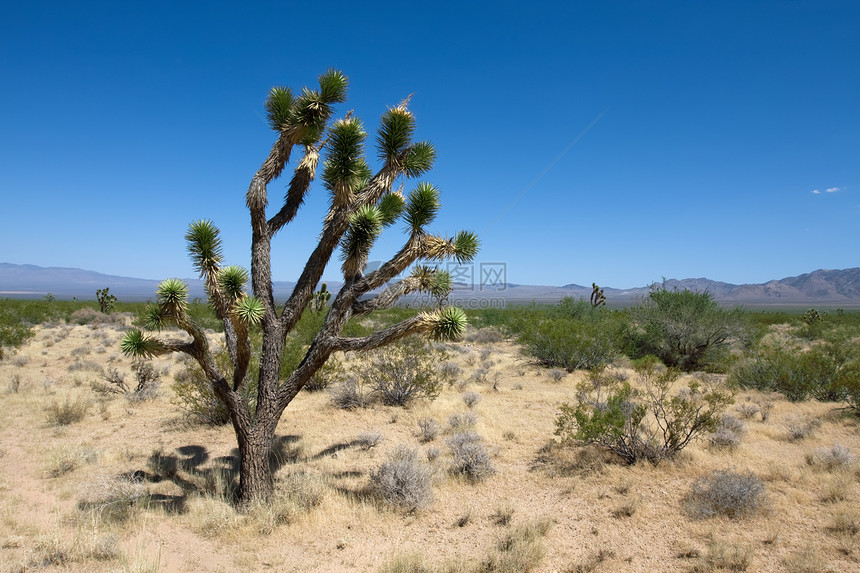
xmin=566 ymin=548 xmax=615 ymax=573
xmin=683 ymin=470 xmax=766 ymax=519
xmin=782 ymin=545 xmax=827 ymax=573
xmin=370 ymin=445 xmax=434 ymax=511
xmin=446 ymin=432 xmax=495 ymax=482
xmin=691 ymin=538 xmax=756 ymax=572
xmin=828 ymin=508 xmax=860 ymax=536
xmin=45 ymin=395 xmax=91 ymax=425
xmin=819 ymin=473 xmax=853 ymax=503
xmin=480 ymin=518 xmax=552 ymax=573
xmin=246 ymin=470 xmax=327 ymax=534
xmin=47 ymin=444 xmax=99 ymax=477
xmin=78 ymin=473 xmax=148 ymax=523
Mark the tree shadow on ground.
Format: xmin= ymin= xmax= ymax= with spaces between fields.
xmin=129 ymin=434 xmax=372 ymax=513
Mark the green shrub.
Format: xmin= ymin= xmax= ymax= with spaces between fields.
xmin=729 ymin=339 xmax=855 ymax=402
xmin=624 ymin=287 xmax=748 ymax=372
xmin=555 ymin=364 xmax=732 ymax=464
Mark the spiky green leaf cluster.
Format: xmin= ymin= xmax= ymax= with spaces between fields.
xmin=218 ymin=266 xmax=249 ymax=300
xmin=120 ymin=329 xmax=166 ymax=359
xmin=430 ymin=307 xmax=467 ymax=341
xmin=264 ymin=70 xmax=349 ymax=141
xmin=157 ymin=278 xmax=189 ymax=316
xmin=341 ymin=205 xmax=384 ymax=272
xmin=265 ymin=87 xmax=294 ymax=131
xmin=186 ymin=220 xmax=223 ymax=277
xmin=429 ymin=270 xmax=453 ymax=299
xmin=402 ymin=141 xmax=436 ymax=177
xmin=405 ymin=183 xmax=440 ymax=233
xmin=322 ymin=118 xmax=368 ymax=195
xmin=377 ymin=107 xmax=415 ymax=161
xmin=451 ymin=231 xmax=480 ymax=263
xmin=143 ymin=305 xmax=166 ymax=331
xmin=318 ymin=69 xmax=349 ymax=104
xmin=235 ymin=295 xmax=264 ymax=325
xmin=378 ymin=192 xmax=405 ymax=226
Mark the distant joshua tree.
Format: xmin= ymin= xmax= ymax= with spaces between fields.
xmin=121 ymin=70 xmax=479 ymax=505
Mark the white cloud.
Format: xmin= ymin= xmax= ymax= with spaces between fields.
xmin=812 ymin=189 xmax=821 ymax=194
xmin=826 ymin=186 xmax=841 ymax=193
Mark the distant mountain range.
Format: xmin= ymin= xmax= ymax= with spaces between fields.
xmin=1 ymin=263 xmax=859 ymax=308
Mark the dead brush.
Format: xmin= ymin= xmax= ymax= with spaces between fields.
xmin=785 ymin=415 xmax=821 ymax=442
xmin=807 ymin=443 xmax=854 ymax=471
xmin=370 ymin=445 xmax=434 ymax=511
xmin=683 ymin=470 xmax=766 ymax=519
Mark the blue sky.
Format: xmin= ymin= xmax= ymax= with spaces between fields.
xmin=1 ymin=1 xmax=857 ymax=289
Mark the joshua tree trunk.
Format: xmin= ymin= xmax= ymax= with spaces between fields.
xmin=121 ymin=70 xmax=478 ymax=506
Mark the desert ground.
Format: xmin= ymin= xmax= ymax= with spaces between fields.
xmin=1 ymin=315 xmax=858 ymax=572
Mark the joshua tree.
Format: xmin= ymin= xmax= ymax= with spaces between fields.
xmin=120 ymin=70 xmax=478 ymax=504
xmin=96 ymin=287 xmax=117 ymax=314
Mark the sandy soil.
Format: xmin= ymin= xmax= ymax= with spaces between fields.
xmin=0 ymin=319 xmax=858 ymax=572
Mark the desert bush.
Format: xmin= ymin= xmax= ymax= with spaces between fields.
xmin=467 ymin=327 xmax=504 ymax=344
xmin=625 ymin=287 xmax=749 ymax=372
xmin=173 ymin=350 xmax=257 ymax=424
xmin=304 ymin=356 xmax=347 ymax=392
xmin=415 ymin=418 xmax=440 ymax=443
xmin=785 ymin=415 xmax=820 ymax=442
xmin=548 ymin=368 xmax=566 ymax=383
xmin=329 ymin=377 xmax=371 ymax=410
xmin=359 ymin=337 xmax=451 ymax=406
xmin=808 ymin=443 xmax=854 ymax=471
xmin=735 ymin=402 xmax=760 ymax=420
xmin=480 ymin=518 xmax=552 ymax=573
xmin=683 ymin=470 xmax=766 ymax=519
xmin=439 ymin=360 xmax=462 ymax=381
xmin=370 ymin=445 xmax=434 ymax=511
xmin=518 ymin=311 xmax=621 ymax=371
xmin=555 ymin=363 xmax=733 ymax=464
xmin=708 ymin=414 xmax=746 ymax=450
xmin=446 ymin=432 xmax=494 ymax=481
xmin=448 ymin=411 xmax=478 ymax=432
xmin=45 ymin=395 xmax=91 ymax=425
xmin=730 ymin=338 xmax=858 ymax=402
xmin=462 ymin=391 xmax=481 ymax=408
xmin=93 ymin=361 xmax=160 ymax=401
xmin=356 ymin=431 xmax=384 ymax=450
